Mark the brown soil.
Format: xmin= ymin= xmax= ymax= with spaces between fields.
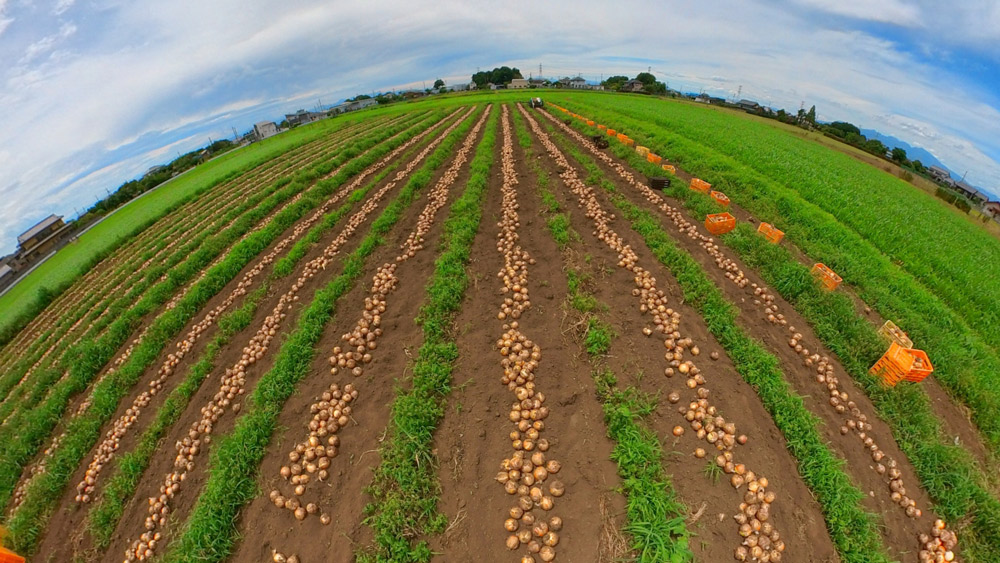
xmin=524 ymin=115 xmax=840 ymax=562
xmin=224 ymin=113 xmax=486 ymax=563
xmin=543 ymin=112 xmax=945 ymax=559
xmin=429 ymin=124 xmax=628 ymax=562
xmin=31 ymin=111 xmax=463 ymax=563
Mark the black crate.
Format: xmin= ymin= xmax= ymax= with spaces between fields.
xmin=649 ymin=177 xmax=671 ymax=191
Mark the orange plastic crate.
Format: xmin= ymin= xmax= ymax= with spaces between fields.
xmin=869 ymin=341 xmax=934 ymax=386
xmin=690 ymin=178 xmax=711 ymax=193
xmin=757 ymin=222 xmax=784 ymax=244
xmin=647 ymin=153 xmax=663 ymax=164
xmin=623 ymin=138 xmax=635 ymax=147
xmin=607 ymin=129 xmax=616 ymax=136
xmin=710 ymin=191 xmax=730 ymax=206
xmin=597 ymin=124 xmax=606 ymax=130
xmin=810 ymin=263 xmax=842 ymax=291
xmin=705 ymin=213 xmax=736 ymax=235
xmin=0 ymin=548 xmax=24 ymax=563
xmin=662 ymin=164 xmax=677 ymax=174
xmin=586 ymin=120 xmax=595 ymax=126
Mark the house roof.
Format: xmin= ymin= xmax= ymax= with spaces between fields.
xmin=928 ymin=165 xmax=949 ymax=174
xmin=255 ymin=121 xmax=275 ymax=128
xmin=18 ymin=214 xmax=62 ymax=245
xmin=0 ymin=264 xmax=12 ymax=279
xmin=738 ymin=99 xmax=760 ymax=106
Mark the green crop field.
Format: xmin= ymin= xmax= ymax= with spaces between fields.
xmin=0 ymin=92 xmax=992 ymax=563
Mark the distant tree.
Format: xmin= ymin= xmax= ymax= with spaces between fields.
xmin=471 ymin=66 xmax=523 ymax=88
xmin=827 ymin=121 xmax=860 ymax=136
xmin=635 ymin=72 xmax=657 ymax=86
xmin=844 ymin=131 xmax=866 ymax=146
xmin=644 ymin=81 xmax=667 ymax=95
xmin=912 ymin=160 xmax=926 ymax=174
xmin=602 ymin=75 xmax=628 ymax=91
xmin=351 ymin=94 xmax=372 ymax=101
xmin=891 ymin=147 xmax=908 ymax=164
xmin=776 ymin=109 xmax=788 ymax=122
xmin=806 ymin=105 xmax=817 ymax=125
xmin=864 ymin=139 xmax=888 ymax=157
xmin=796 ymin=108 xmax=806 ymax=123
xmin=279 ymin=120 xmax=290 ymax=129
xmin=433 ymin=78 xmax=445 ymax=89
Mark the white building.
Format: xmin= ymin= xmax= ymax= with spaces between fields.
xmin=253 ymin=121 xmax=278 ymax=140
xmin=509 ymin=78 xmax=529 ymax=89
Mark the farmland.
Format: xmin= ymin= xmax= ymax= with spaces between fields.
xmin=0 ymin=91 xmax=995 ymax=563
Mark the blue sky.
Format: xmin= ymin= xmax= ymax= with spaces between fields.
xmin=0 ymin=0 xmax=998 ymax=254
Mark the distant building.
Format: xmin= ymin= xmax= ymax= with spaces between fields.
xmin=737 ymin=99 xmax=761 ymax=112
xmin=694 ymin=93 xmax=711 ymax=103
xmin=144 ymin=165 xmax=167 ymax=178
xmin=0 ymin=264 xmax=14 ymax=287
xmin=528 ymin=78 xmax=547 ymax=87
xmin=928 ymin=165 xmax=952 ymax=183
xmin=568 ymin=76 xmax=587 ymax=89
xmin=509 ymin=78 xmax=529 ymax=89
xmin=11 ymin=214 xmax=73 ymax=271
xmin=954 ymin=181 xmax=987 ymax=204
xmin=983 ymin=201 xmax=1000 ymax=219
xmin=253 ymin=121 xmax=278 ymax=140
xmin=285 ymin=109 xmax=326 ymax=127
xmin=622 ymin=79 xmax=645 ymax=93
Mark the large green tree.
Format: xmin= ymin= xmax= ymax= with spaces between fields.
xmin=433 ymin=78 xmax=445 ymax=89
xmin=471 ymin=66 xmax=523 ymax=88
xmin=635 ymin=72 xmax=657 ymax=85
xmin=602 ymin=75 xmax=629 ymax=91
xmin=891 ymin=147 xmax=908 ymax=163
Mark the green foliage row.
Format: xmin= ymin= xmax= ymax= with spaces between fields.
xmin=160 ymin=106 xmax=483 ymax=563
xmin=553 ymin=95 xmax=1000 ymax=459
xmin=0 ymin=111 xmax=450 ymax=546
xmin=540 ymin=118 xmax=893 ymax=563
xmin=359 ymin=106 xmax=497 ymax=562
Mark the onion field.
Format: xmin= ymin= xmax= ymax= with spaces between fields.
xmin=0 ymin=91 xmax=995 ymax=563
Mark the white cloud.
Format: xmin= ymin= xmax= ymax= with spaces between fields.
xmin=53 ymin=0 xmax=74 ymax=15
xmin=0 ymin=0 xmax=997 ymax=253
xmin=793 ymin=0 xmax=923 ymax=26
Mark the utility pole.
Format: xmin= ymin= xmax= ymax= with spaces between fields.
xmin=539 ymin=63 xmax=542 ymax=78
xmin=232 ymin=127 xmax=239 ymax=141
xmin=735 ymin=85 xmax=742 ymax=103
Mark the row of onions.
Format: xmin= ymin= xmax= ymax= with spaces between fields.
xmin=493 ymin=105 xmax=563 ymax=563
xmin=76 ymin=111 xmax=451 ymax=510
xmin=544 ymin=108 xmax=958 ymax=563
xmin=268 ymin=106 xmax=491 ymax=563
xmin=0 ymin=111 xmax=388 ymax=374
xmin=119 ymin=106 xmax=475 ymax=562
xmin=521 ymin=104 xmax=786 ymax=562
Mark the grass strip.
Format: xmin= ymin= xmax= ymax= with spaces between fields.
xmin=553 ymin=98 xmax=1000 ymax=459
xmin=84 ymin=126 xmax=436 ymax=551
xmin=589 ymin=131 xmax=1000 ymax=560
xmin=159 ymin=106 xmax=483 ymax=563
xmin=515 ymin=106 xmax=693 ymax=561
xmin=539 ymin=118 xmax=893 ymax=563
xmin=0 ymin=112 xmax=447 ymax=544
xmin=358 ymin=106 xmax=498 ymax=562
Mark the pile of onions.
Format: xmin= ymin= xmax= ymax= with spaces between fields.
xmin=522 ymin=105 xmax=786 ymax=563
xmin=494 ymin=107 xmax=561 ymax=563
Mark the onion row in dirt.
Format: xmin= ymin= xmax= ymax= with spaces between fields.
xmin=75 ymin=108 xmax=456 ymax=508
xmin=548 ymin=104 xmax=1000 ymax=562
xmin=510 ymin=105 xmax=693 ymax=562
xmin=359 ymin=106 xmax=498 ymax=563
xmin=551 ymin=97 xmax=1000 ymax=463
xmin=0 ymin=109 xmax=436 ymax=510
xmin=0 ymin=113 xmax=412 ymax=414
xmin=81 ymin=109 xmax=448 ymax=558
xmin=546 ymin=110 xmax=961 ymax=562
xmin=0 ymin=109 xmax=454 ymax=554
xmin=489 ymin=105 xmax=565 ymax=563
xmin=522 ymin=105 xmax=788 ymax=561
xmin=120 ymin=106 xmax=475 ymax=562
xmin=265 ymin=106 xmax=490 ymax=539
xmin=155 ymin=105 xmax=483 ymax=563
